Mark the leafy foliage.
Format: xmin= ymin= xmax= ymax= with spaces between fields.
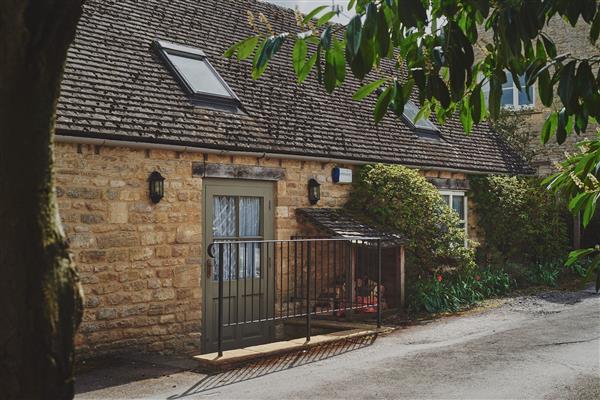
xmin=227 ymin=0 xmax=600 ymax=141
xmin=491 ymin=108 xmax=535 ymax=162
xmin=470 ymin=175 xmax=570 ymax=266
xmin=348 ymin=164 xmax=476 ymax=274
xmin=544 ymin=133 xmax=600 ymax=290
xmin=410 ymin=267 xmax=512 ymax=313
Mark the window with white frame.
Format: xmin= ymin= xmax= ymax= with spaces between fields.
xmin=440 ymin=190 xmax=468 ymax=240
xmin=483 ymin=71 xmax=535 ymax=110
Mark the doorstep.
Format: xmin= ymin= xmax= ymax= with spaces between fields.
xmin=193 ymin=327 xmax=388 ymax=370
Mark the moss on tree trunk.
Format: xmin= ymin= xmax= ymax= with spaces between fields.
xmin=0 ymin=0 xmax=83 ymax=398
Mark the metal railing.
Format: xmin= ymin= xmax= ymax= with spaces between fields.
xmin=207 ymin=237 xmax=382 ymax=357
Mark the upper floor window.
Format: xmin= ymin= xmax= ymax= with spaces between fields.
xmin=483 ymin=72 xmax=534 ymax=110
xmin=154 ymin=40 xmax=241 ymax=112
xmin=501 ymin=72 xmax=534 ymax=109
xmin=483 ymin=71 xmax=535 ymax=110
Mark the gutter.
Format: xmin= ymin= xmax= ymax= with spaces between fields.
xmin=54 ymin=134 xmax=522 ymax=176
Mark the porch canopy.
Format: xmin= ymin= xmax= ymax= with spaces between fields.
xmin=296 ymin=208 xmax=406 ymax=248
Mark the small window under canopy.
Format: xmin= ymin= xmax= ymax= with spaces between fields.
xmin=154 ymin=40 xmax=240 ymax=111
xmin=402 ymin=100 xmax=439 ymax=134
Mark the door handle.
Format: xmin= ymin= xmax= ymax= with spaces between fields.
xmin=206 ymin=258 xmax=213 ymax=279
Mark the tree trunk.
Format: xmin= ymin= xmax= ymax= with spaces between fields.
xmin=0 ymin=1 xmax=83 ymax=399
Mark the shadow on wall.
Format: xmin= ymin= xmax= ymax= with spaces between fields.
xmin=169 ymin=334 xmax=378 ymax=399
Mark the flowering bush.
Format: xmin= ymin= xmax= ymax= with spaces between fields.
xmin=348 ymin=164 xmax=476 ymax=275
xmin=410 ymin=267 xmax=512 ymax=313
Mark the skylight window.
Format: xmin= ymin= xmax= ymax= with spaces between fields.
xmin=402 ymin=100 xmax=439 ymax=133
xmin=154 ymin=40 xmax=240 ymax=111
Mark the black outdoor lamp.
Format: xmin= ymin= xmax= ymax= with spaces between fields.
xmin=148 ymin=171 xmax=165 ymax=204
xmin=308 ymin=178 xmax=321 ymax=205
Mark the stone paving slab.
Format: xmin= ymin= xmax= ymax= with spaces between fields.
xmin=193 ymin=328 xmax=382 ymax=369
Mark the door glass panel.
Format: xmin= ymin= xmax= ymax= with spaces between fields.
xmin=213 ymin=243 xmax=238 ymax=281
xmin=239 ymin=197 xmax=261 ymax=237
xmin=452 ymin=195 xmax=465 ymax=220
xmin=212 ymin=195 xmax=262 ymax=281
xmin=213 ymin=196 xmax=236 ymax=238
xmin=238 ymin=242 xmax=261 ymax=278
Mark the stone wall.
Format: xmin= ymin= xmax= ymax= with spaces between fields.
xmin=55 ymin=142 xmax=477 ymax=358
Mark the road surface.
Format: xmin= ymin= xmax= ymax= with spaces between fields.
xmin=76 ymin=287 xmax=600 ymax=399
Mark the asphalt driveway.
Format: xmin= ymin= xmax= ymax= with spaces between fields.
xmin=75 ymin=287 xmax=600 ymax=399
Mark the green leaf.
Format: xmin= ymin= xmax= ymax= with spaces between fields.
xmin=298 ymin=52 xmax=317 ymax=83
xmin=488 ymin=72 xmax=503 ymax=120
xmin=431 ymin=75 xmax=450 ymax=108
xmin=583 ymin=192 xmax=599 ymax=227
xmin=541 ymin=112 xmax=557 ymax=144
xmin=374 ymin=86 xmax=393 ymax=124
xmin=577 ymin=61 xmax=595 ymax=98
xmin=225 ymin=36 xmax=259 ymax=60
xmin=569 ymin=192 xmax=590 ymax=213
xmin=324 ymin=37 xmax=344 ymax=93
xmin=538 ymin=68 xmax=553 ymax=107
xmin=469 ymin=84 xmax=484 ymax=125
xmin=320 ymin=25 xmax=333 ymax=50
xmin=252 ymin=39 xmax=268 ymax=80
xmin=292 ymin=40 xmax=308 ymax=76
xmin=591 ymin=11 xmax=600 ymax=44
xmin=582 ymin=0 xmax=598 ymax=23
xmin=460 ymin=99 xmax=473 ymax=134
xmin=303 ymin=5 xmax=329 ymax=24
xmin=565 ymin=248 xmax=596 ymax=266
xmin=346 ymin=15 xmax=362 ymax=58
xmin=556 ymin=108 xmax=568 ymax=144
xmin=237 ymin=36 xmax=259 ymax=60
xmin=376 ymin=8 xmax=390 ymax=58
xmin=541 ymin=33 xmax=557 ymax=58
xmin=353 ymin=79 xmax=387 ymax=100
xmin=317 ymin=10 xmax=337 ymax=26
xmin=558 ymin=61 xmax=577 ymax=112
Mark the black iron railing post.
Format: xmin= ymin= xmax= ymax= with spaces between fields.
xmin=377 ymin=239 xmax=382 ymax=328
xmin=218 ymin=242 xmax=224 ymax=357
xmin=306 ymin=241 xmax=311 ymax=342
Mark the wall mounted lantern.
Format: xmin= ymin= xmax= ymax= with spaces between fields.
xmin=148 ymin=171 xmax=165 ymax=204
xmin=308 ymin=178 xmax=321 ymax=205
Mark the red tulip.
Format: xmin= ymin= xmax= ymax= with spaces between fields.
xmin=437 ymin=274 xmax=443 ymax=282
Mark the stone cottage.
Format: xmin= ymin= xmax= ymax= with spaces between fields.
xmin=54 ymin=0 xmax=530 ymax=357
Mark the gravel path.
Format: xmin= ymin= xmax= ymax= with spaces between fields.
xmin=75 ymin=287 xmax=600 ymax=399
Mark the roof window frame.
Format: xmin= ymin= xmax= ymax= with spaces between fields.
xmin=401 ymin=100 xmax=441 ymax=136
xmin=153 ymin=40 xmax=242 ymax=111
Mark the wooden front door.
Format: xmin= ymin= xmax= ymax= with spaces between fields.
xmin=202 ymin=179 xmax=275 ymax=353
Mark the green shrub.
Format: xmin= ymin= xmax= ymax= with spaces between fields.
xmin=410 ymin=267 xmax=512 ymax=313
xmin=348 ymin=164 xmax=476 ymax=275
xmin=470 ymin=175 xmax=570 ymax=266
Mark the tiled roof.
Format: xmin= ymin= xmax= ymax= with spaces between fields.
xmin=296 ymin=208 xmax=406 ymax=247
xmin=56 ymin=0 xmax=532 ymax=174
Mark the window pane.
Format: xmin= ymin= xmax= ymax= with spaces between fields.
xmin=166 ymin=53 xmax=231 ymax=97
xmin=442 ymin=195 xmax=450 ymax=206
xmin=239 ymin=242 xmax=261 ymax=278
xmin=518 ymin=83 xmax=534 ymax=106
xmin=501 ymin=87 xmax=514 ymax=106
xmin=403 ymin=100 xmax=438 ymax=131
xmin=213 ymin=196 xmax=236 ymax=238
xmin=239 ymin=197 xmax=261 ymax=237
xmin=452 ymin=195 xmax=465 ymax=220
